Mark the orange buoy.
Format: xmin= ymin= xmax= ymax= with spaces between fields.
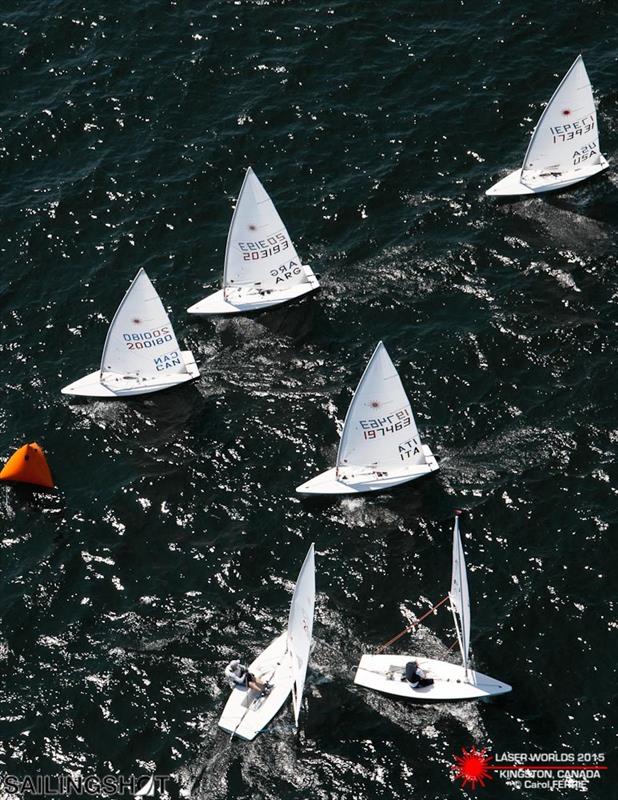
xmin=0 ymin=442 xmax=54 ymax=489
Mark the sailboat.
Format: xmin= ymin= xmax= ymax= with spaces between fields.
xmin=296 ymin=341 xmax=438 ymax=495
xmin=354 ymin=514 xmax=511 ymax=700
xmin=187 ymin=167 xmax=319 ymax=315
xmin=61 ymin=268 xmax=199 ymax=398
xmin=218 ymin=543 xmax=315 ymax=741
xmin=486 ymin=55 xmax=609 ymax=196
xmin=134 ymin=775 xmax=156 ymax=798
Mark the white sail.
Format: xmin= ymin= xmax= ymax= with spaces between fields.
xmin=223 ymin=167 xmax=309 ymax=293
xmin=287 ymin=543 xmax=315 ymax=728
xmin=449 ymin=516 xmax=470 ymax=669
xmin=100 ymin=269 xmax=186 ymax=381
xmin=134 ymin=776 xmax=156 ymax=798
xmin=336 ymin=342 xmax=426 ymax=473
xmin=522 ymin=55 xmax=601 ymax=181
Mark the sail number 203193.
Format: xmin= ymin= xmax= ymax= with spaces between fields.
xmin=239 ymin=232 xmax=290 ymax=260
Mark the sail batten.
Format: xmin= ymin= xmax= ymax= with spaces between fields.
xmin=287 ymin=543 xmax=315 ymax=727
xmin=223 ymin=167 xmax=309 ymax=293
xmin=336 ymin=342 xmax=426 ymax=473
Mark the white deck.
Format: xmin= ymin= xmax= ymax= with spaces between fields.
xmin=354 ymin=654 xmax=511 ymax=701
xmin=218 ymin=633 xmax=295 ymax=741
xmin=296 ymin=445 xmax=439 ymax=495
xmin=486 ymin=157 xmax=609 ymax=196
xmin=61 ymin=351 xmax=199 ymax=398
xmin=187 ymin=274 xmax=319 ymax=316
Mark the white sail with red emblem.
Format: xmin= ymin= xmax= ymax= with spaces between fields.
xmin=187 ymin=168 xmax=319 ymax=315
xmin=296 ymin=342 xmax=439 ymax=495
xmin=223 ymin=167 xmax=308 ymax=292
xmin=61 ymin=268 xmax=199 ymax=398
xmin=337 ymin=341 xmax=426 ymax=472
xmin=521 ymin=55 xmax=600 ymax=180
xmin=100 ymin=269 xmax=186 ymax=379
xmin=486 ymin=55 xmax=608 ymax=196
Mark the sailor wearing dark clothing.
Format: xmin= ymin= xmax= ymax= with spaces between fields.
xmin=403 ymin=661 xmax=434 ymax=688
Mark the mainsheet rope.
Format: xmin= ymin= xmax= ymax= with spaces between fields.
xmin=376 ymin=595 xmax=450 ymax=653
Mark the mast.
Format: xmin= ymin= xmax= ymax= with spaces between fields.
xmin=222 ymin=168 xmax=252 ymax=298
xmin=449 ymin=511 xmax=471 ymax=679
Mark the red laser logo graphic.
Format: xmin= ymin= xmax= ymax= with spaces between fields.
xmin=451 ymin=747 xmax=608 ymax=790
xmin=452 ymin=747 xmax=494 ymax=789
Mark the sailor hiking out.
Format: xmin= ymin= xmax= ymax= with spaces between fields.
xmin=224 ymin=659 xmax=271 ymax=696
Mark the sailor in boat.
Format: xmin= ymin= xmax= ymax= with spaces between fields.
xmin=228 ymin=280 xmax=272 ymax=298
xmin=224 ymin=659 xmax=272 ymax=696
xmin=402 ymin=661 xmax=434 ymax=689
xmin=337 ymin=464 xmax=388 ymax=482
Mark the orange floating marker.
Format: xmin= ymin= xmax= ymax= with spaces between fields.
xmin=0 ymin=442 xmax=54 ymax=489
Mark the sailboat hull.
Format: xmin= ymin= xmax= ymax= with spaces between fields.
xmin=354 ymin=655 xmax=511 ymax=701
xmin=61 ymin=351 xmax=199 ymax=398
xmin=296 ymin=445 xmax=439 ymax=495
xmin=486 ymin=156 xmax=609 ymax=196
xmin=218 ymin=633 xmax=294 ymax=741
xmin=187 ymin=274 xmax=319 ymax=316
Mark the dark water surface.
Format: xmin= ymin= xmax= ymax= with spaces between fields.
xmin=1 ymin=1 xmax=617 ymax=798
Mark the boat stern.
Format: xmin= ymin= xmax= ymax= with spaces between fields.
xmin=181 ymin=349 xmax=200 ymax=380
xmin=422 ymin=444 xmax=439 ymax=473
